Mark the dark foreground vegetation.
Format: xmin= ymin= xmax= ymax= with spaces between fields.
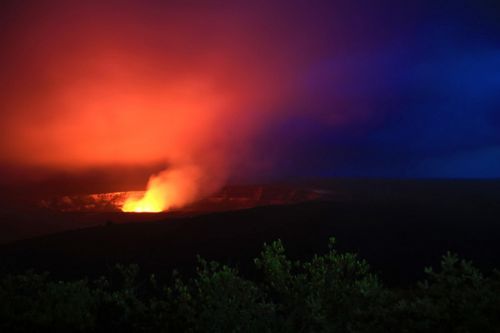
xmin=1 ymin=238 xmax=499 ymax=333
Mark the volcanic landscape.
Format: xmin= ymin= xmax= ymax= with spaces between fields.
xmin=1 ymin=179 xmax=500 ymax=286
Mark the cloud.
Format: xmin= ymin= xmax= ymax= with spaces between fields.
xmin=0 ymin=0 xmax=499 ymax=196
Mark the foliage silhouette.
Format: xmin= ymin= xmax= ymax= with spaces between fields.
xmin=1 ymin=238 xmax=499 ymax=332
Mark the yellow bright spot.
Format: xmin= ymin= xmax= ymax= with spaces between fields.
xmin=121 ymin=166 xmax=199 ymax=213
xmin=122 ymin=191 xmax=165 ymax=213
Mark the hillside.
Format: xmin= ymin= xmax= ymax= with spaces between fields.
xmin=2 ymin=196 xmax=500 ymax=285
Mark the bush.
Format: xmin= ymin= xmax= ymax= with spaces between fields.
xmin=0 ymin=238 xmax=499 ymax=332
xmin=0 ymin=272 xmax=96 ymax=332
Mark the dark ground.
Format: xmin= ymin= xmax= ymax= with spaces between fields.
xmin=1 ymin=179 xmax=500 ymax=286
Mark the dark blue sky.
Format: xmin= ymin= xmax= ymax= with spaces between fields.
xmin=254 ymin=0 xmax=500 ymax=179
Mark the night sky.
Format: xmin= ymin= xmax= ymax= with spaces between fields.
xmin=253 ymin=1 xmax=500 ymax=179
xmin=1 ymin=0 xmax=499 ymax=196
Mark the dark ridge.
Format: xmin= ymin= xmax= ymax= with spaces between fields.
xmin=2 ymin=199 xmax=500 ymax=286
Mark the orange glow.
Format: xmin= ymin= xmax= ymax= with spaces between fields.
xmin=0 ymin=2 xmax=309 ymax=210
xmin=122 ymin=192 xmax=164 ymax=213
xmin=121 ymin=165 xmax=211 ymax=213
xmin=122 ymin=173 xmax=172 ymax=212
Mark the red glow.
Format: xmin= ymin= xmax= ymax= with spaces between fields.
xmin=0 ymin=1 xmax=334 ymax=210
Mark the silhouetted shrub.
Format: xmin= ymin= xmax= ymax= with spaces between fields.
xmin=0 ymin=272 xmax=96 ymax=332
xmin=0 ymin=238 xmax=499 ymax=332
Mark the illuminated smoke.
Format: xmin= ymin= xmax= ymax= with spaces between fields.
xmin=122 ymin=164 xmax=222 ymax=212
xmin=0 ymin=1 xmax=343 ymax=210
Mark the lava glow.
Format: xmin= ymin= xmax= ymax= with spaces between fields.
xmin=122 ymin=192 xmax=164 ymax=213
xmin=121 ymin=165 xmax=212 ymax=213
xmin=122 ymin=174 xmax=171 ymax=213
